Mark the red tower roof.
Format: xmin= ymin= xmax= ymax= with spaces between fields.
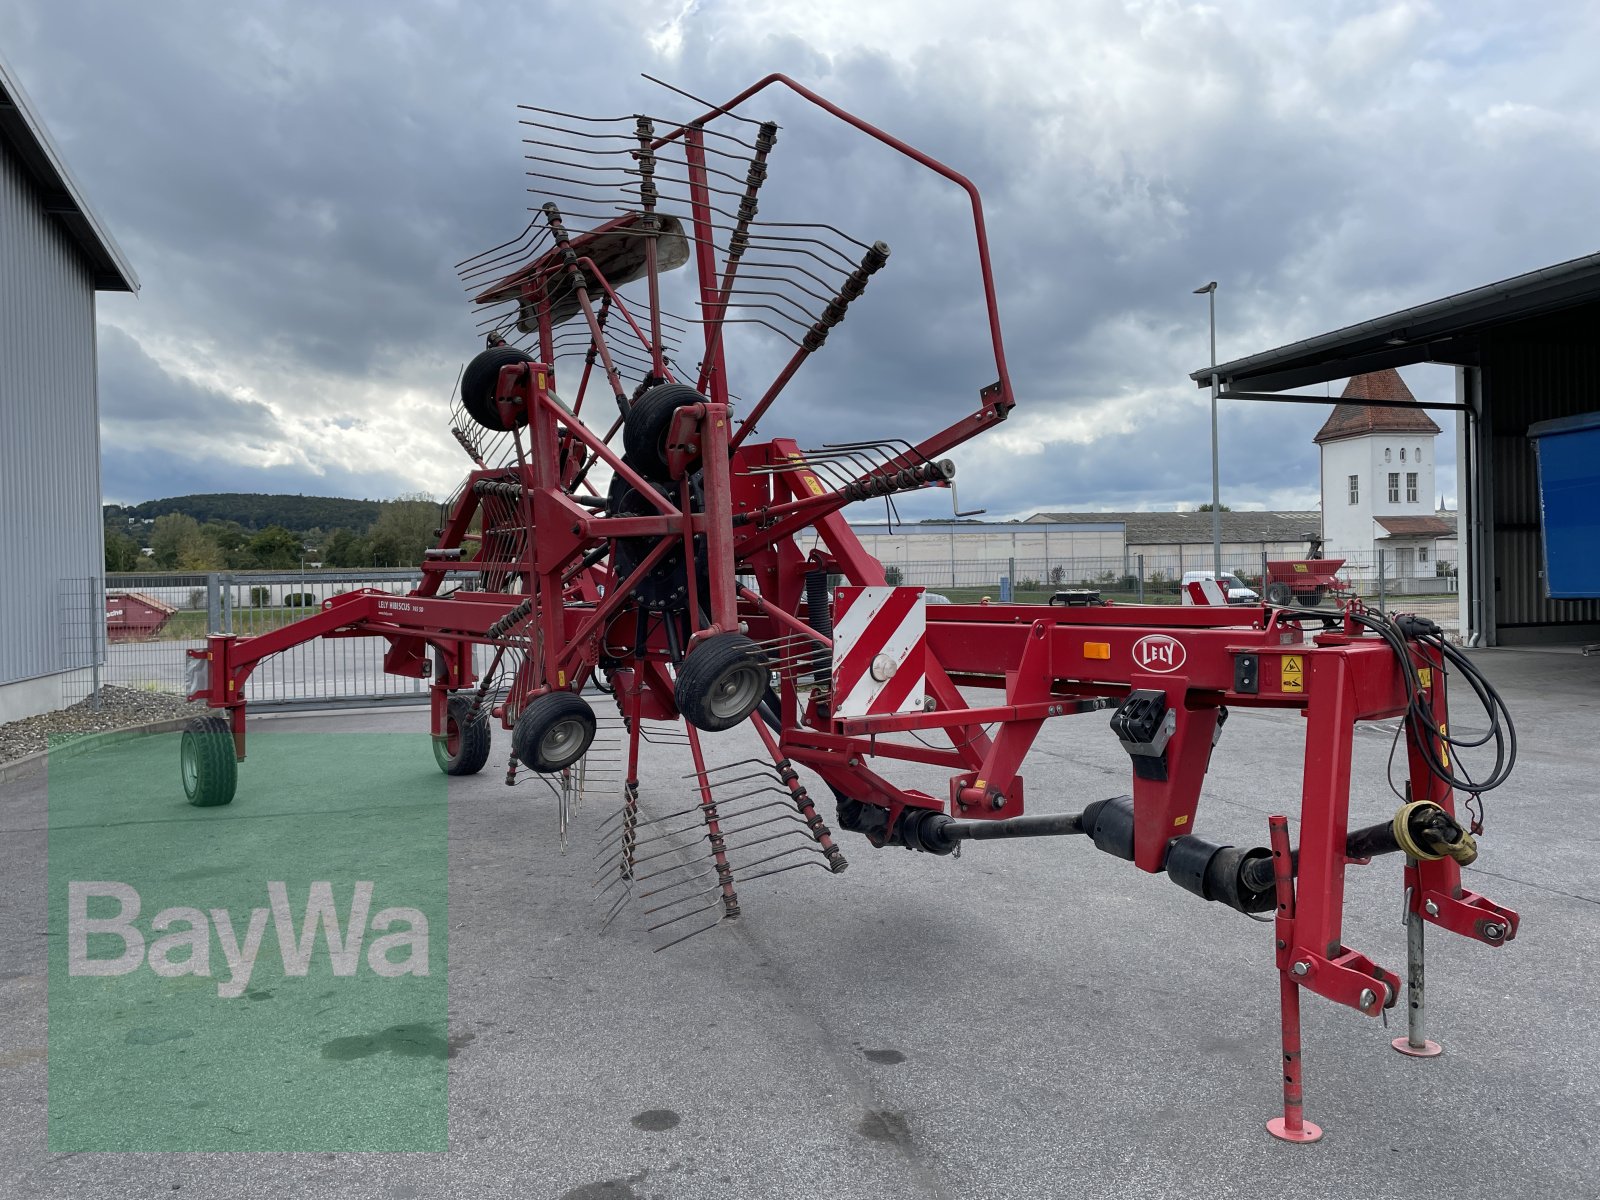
xmin=1313 ymin=369 xmax=1442 ymax=443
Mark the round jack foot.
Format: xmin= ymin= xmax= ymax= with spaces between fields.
xmin=1392 ymin=1036 xmax=1443 ymax=1058
xmin=1267 ymin=1117 xmax=1324 ymax=1143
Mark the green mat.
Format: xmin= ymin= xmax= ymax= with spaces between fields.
xmin=47 ymin=731 xmax=448 ymax=1151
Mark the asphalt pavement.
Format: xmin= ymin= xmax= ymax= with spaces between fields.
xmin=2 ymin=646 xmax=1596 ymax=1198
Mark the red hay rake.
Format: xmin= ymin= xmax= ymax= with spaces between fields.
xmin=181 ymin=75 xmax=1519 ymax=1140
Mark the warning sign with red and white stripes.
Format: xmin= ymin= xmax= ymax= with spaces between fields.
xmin=1182 ymin=577 xmax=1227 ymax=606
xmin=830 ymin=586 xmax=927 ymax=718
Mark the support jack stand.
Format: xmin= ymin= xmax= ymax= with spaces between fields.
xmin=1266 ymin=815 xmax=1324 ymax=1144
xmin=1392 ymin=874 xmax=1443 ymax=1058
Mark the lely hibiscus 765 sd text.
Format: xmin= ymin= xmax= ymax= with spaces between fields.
xmin=177 ymin=73 xmax=1520 ymax=1141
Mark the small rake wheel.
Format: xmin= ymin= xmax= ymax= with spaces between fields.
xmin=461 ymin=345 xmax=534 ymax=431
xmin=623 ymin=382 xmax=709 ymax=480
xmin=180 ymin=715 xmax=237 ymax=807
xmin=513 ymin=691 xmax=597 ymax=772
xmin=434 ymin=695 xmax=492 ymax=776
xmin=675 ymin=633 xmax=768 ymax=732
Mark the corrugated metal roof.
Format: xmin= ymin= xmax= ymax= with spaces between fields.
xmin=1029 ymin=510 xmax=1322 ymax=545
xmin=0 ymin=48 xmax=137 ymax=292
xmin=851 ymin=520 xmax=1125 ymax=535
xmin=1189 ymin=251 xmax=1600 ymax=393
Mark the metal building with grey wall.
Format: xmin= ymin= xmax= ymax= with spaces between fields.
xmin=1192 ymin=254 xmax=1600 ymax=646
xmin=0 ymin=53 xmax=138 ymax=721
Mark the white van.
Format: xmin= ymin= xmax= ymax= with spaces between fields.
xmin=1179 ymin=570 xmax=1259 ymax=605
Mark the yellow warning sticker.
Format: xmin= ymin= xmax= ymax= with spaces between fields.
xmin=557 ymin=670 xmax=566 ymax=687
xmin=805 ymin=475 xmax=824 ymax=495
xmin=1418 ymin=667 xmax=1433 ymax=688
xmin=1292 ymin=563 xmax=1308 ymax=573
xmin=1281 ymin=654 xmax=1304 ymax=693
xmin=1174 ymin=814 xmax=1189 ymax=827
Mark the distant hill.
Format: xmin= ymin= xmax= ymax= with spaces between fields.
xmin=108 ymin=493 xmax=384 ymax=533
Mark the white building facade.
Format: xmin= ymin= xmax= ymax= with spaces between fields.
xmin=1316 ymin=369 xmax=1452 ymax=580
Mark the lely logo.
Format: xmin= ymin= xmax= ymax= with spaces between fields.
xmin=1132 ymin=634 xmax=1186 ymax=673
xmin=68 ymin=881 xmax=429 ymax=998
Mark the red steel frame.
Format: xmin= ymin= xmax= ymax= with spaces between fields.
xmin=183 ymin=75 xmax=1517 ymax=1136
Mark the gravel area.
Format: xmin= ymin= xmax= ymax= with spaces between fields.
xmin=0 ymin=686 xmax=208 ymax=765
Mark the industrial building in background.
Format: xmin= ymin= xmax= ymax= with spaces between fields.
xmin=0 ymin=51 xmax=138 ymax=721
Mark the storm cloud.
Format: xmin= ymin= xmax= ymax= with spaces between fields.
xmin=4 ymin=0 xmax=1595 ymax=515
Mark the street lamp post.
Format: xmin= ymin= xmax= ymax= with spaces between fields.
xmin=1194 ymin=281 xmax=1222 ymax=576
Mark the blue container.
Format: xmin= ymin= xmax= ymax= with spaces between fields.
xmin=1529 ymin=411 xmax=1600 ymax=599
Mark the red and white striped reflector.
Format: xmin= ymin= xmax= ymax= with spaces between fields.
xmin=1182 ymin=578 xmax=1227 ymax=606
xmin=831 ymin=586 xmax=927 ymax=718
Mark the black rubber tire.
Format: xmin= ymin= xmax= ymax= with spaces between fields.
xmin=624 ymin=382 xmax=708 ymax=480
xmin=180 ymin=715 xmax=237 ymax=807
xmin=1265 ymin=582 xmax=1294 ymax=607
xmin=512 ymin=691 xmax=596 ymax=772
xmin=674 ymin=633 xmax=768 ymax=732
xmin=460 ymin=346 xmax=533 ymax=431
xmin=433 ymin=696 xmax=492 ymax=776
xmin=1296 ymin=586 xmax=1326 ymax=608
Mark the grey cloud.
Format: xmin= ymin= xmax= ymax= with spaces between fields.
xmin=2 ymin=2 xmax=1589 ymax=516
xmin=98 ymin=325 xmax=282 ymax=436
xmin=96 ymin=325 xmax=411 ymax=504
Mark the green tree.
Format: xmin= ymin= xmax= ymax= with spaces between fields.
xmin=366 ymin=496 xmax=438 ymax=567
xmin=202 ymin=521 xmax=248 ymax=557
xmin=321 ymin=527 xmax=367 ymax=567
xmin=104 ymin=530 xmax=142 ymax=572
xmin=179 ymin=540 xmax=225 ymax=571
xmin=150 ymin=513 xmax=209 ymax=570
xmin=246 ymin=525 xmax=303 ymax=569
xmin=1196 ymin=503 xmax=1232 ymax=512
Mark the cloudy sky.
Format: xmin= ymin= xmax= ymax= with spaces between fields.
xmin=5 ymin=1 xmax=1598 ymax=519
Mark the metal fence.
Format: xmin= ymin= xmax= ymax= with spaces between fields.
xmin=885 ymin=546 xmax=1460 ymax=622
xmin=58 ymin=577 xmax=106 ymax=705
xmin=66 ymin=547 xmax=1463 ymax=709
xmin=83 ymin=569 xmax=437 ymax=709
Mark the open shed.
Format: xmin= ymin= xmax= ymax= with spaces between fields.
xmin=1191 ymin=253 xmax=1600 ymax=646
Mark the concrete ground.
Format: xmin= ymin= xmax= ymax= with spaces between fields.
xmin=2 ymin=646 xmax=1596 ymax=1198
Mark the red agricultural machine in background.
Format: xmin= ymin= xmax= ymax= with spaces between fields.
xmin=180 ymin=75 xmax=1518 ymax=1141
xmin=1265 ymin=538 xmax=1352 ymax=607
